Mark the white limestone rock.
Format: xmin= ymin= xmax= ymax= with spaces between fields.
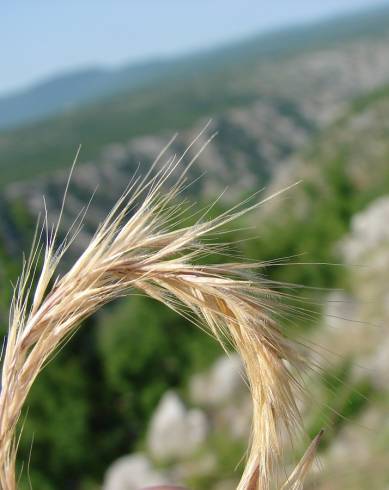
xmin=103 ymin=453 xmax=168 ymax=490
xmin=341 ymin=196 xmax=389 ymax=263
xmin=147 ymin=391 xmax=208 ymax=461
xmin=189 ymin=354 xmax=244 ymax=407
xmin=322 ymin=290 xmax=359 ymax=330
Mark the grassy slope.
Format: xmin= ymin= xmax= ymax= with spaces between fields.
xmin=0 ymin=74 xmax=259 ymax=185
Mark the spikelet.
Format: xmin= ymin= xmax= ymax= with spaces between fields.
xmin=0 ymin=137 xmax=320 ymax=489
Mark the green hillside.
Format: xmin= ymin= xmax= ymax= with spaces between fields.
xmin=1 ymin=3 xmax=388 ymax=133
xmin=0 ymin=74 xmax=260 ymax=184
xmin=1 ymin=4 xmax=389 ymax=189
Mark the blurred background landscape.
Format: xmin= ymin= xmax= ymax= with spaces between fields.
xmin=1 ymin=1 xmax=389 ymax=489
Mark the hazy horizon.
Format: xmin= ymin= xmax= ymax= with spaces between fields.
xmin=1 ymin=0 xmax=389 ymax=97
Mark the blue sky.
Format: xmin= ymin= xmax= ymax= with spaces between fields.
xmin=1 ymin=0 xmax=387 ymax=95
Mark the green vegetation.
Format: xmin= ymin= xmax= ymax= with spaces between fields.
xmin=307 ymin=360 xmax=373 ymax=448
xmin=0 ymin=75 xmax=260 ymax=186
xmin=184 ymin=434 xmax=246 ymax=489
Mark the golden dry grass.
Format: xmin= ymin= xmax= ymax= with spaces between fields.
xmin=0 ymin=137 xmax=321 ymax=489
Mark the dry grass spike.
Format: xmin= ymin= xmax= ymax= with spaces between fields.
xmin=0 ymin=135 xmax=321 ymax=489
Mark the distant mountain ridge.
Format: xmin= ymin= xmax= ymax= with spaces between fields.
xmin=0 ymin=60 xmax=174 ymax=130
xmin=1 ymin=3 xmax=389 ymax=131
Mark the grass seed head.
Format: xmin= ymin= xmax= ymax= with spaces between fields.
xmin=0 ymin=139 xmax=320 ymax=489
